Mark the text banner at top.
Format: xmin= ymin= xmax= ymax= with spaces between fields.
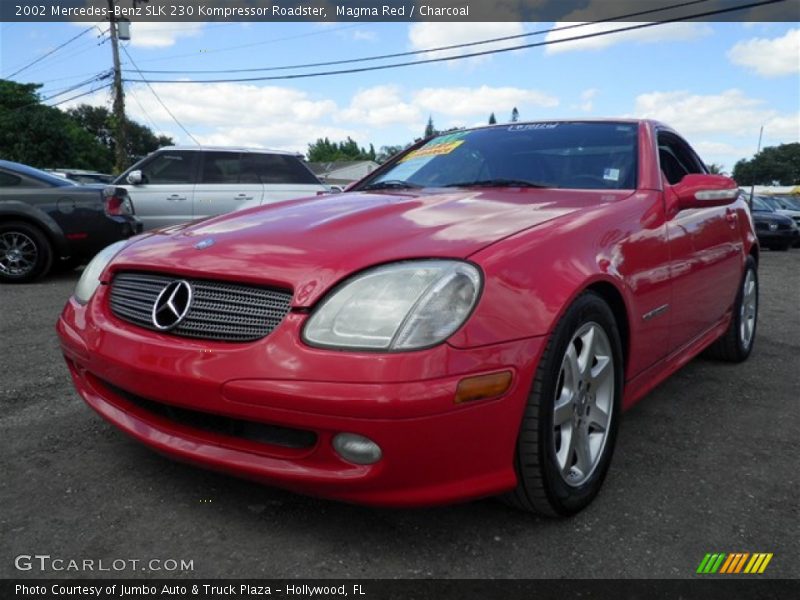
xmin=2 ymin=0 xmax=798 ymax=23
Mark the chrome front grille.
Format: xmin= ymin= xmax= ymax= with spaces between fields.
xmin=108 ymin=272 xmax=293 ymax=342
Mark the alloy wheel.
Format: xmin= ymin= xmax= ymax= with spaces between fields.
xmin=740 ymin=269 xmax=757 ymax=350
xmin=553 ymin=322 xmax=615 ymax=487
xmin=0 ymin=231 xmax=38 ymax=277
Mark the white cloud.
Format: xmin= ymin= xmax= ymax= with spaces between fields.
xmin=629 ymin=89 xmax=799 ymax=168
xmin=195 ymin=123 xmax=360 ymax=152
xmin=762 ymin=113 xmax=800 ymax=141
xmin=127 ymin=23 xmax=205 ymax=48
xmin=545 ymin=21 xmax=711 ymax=54
xmin=124 ymin=83 xmax=338 ymax=129
xmin=408 ymin=22 xmax=526 ymax=64
xmin=727 ymin=28 xmax=800 ymax=77
xmin=630 ymin=89 xmax=785 ymax=137
xmin=413 ymin=85 xmax=558 ymax=118
xmin=351 ymin=29 xmax=378 ymax=42
xmin=338 ymin=85 xmax=421 ymax=127
xmin=59 ymin=83 xmax=354 ymax=152
xmin=579 ymin=88 xmax=598 ymax=112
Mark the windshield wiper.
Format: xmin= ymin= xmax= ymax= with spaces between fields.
xmin=443 ymin=178 xmax=552 ymax=189
xmin=361 ymin=180 xmax=422 ymax=191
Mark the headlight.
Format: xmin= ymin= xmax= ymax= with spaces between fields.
xmin=74 ymin=240 xmax=129 ymax=304
xmin=303 ymin=260 xmax=482 ymax=351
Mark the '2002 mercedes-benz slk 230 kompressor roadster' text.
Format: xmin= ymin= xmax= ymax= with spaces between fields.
xmin=57 ymin=120 xmax=759 ymax=516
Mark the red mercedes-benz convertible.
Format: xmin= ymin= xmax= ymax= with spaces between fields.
xmin=57 ymin=120 xmax=758 ymax=516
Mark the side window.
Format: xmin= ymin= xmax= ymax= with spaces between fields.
xmin=140 ymin=152 xmax=196 ymax=184
xmin=658 ymin=132 xmax=706 ymax=185
xmin=242 ymin=153 xmax=321 ymax=185
xmin=0 ymin=171 xmax=22 ymax=187
xmin=200 ymin=152 xmax=242 ymax=184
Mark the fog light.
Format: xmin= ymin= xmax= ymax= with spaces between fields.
xmin=332 ymin=433 xmax=382 ymax=465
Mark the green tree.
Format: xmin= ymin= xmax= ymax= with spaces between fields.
xmin=307 ymin=136 xmax=376 ymax=162
xmin=511 ymin=107 xmax=519 ymax=122
xmin=377 ymin=144 xmax=406 ymax=163
xmin=706 ymin=163 xmax=725 ymax=175
xmin=732 ymin=143 xmax=800 ymax=186
xmin=67 ymin=105 xmax=173 ymax=166
xmin=488 ymin=112 xmax=497 ymax=125
xmin=424 ymin=115 xmax=436 ymax=138
xmin=0 ymin=80 xmax=173 ymax=173
xmin=0 ymin=80 xmax=109 ymax=171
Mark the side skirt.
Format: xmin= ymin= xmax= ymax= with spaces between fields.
xmin=621 ymin=313 xmax=731 ymax=411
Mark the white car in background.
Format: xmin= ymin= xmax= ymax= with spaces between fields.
xmin=115 ymin=146 xmax=328 ymax=230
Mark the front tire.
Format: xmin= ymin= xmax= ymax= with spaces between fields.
xmin=705 ymin=256 xmax=758 ymax=362
xmin=504 ymin=292 xmax=623 ymax=517
xmin=0 ymin=221 xmax=53 ymax=283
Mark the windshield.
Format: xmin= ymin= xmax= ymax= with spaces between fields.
xmin=773 ymin=195 xmax=800 ymax=210
xmin=760 ymin=196 xmax=784 ymax=211
xmin=751 ymin=196 xmax=773 ymax=212
xmin=362 ymin=122 xmax=639 ymax=191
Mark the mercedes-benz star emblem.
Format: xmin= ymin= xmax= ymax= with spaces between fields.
xmin=152 ymin=280 xmax=193 ymax=330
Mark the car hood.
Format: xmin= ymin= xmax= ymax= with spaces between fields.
xmin=111 ymin=188 xmax=630 ymax=307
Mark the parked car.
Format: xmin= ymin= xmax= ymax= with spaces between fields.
xmin=750 ymin=195 xmax=798 ymax=251
xmin=58 ymin=120 xmax=758 ymax=516
xmin=46 ymin=169 xmax=115 ymax=185
xmin=114 ymin=146 xmax=328 ymax=230
xmin=760 ymin=195 xmax=800 ymax=246
xmin=0 ymin=160 xmax=141 ymax=282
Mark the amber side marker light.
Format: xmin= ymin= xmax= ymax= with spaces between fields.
xmin=455 ymin=371 xmax=513 ymax=404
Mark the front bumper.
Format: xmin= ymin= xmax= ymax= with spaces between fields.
xmin=755 ymin=227 xmax=799 ymax=246
xmin=57 ymin=288 xmax=545 ymax=507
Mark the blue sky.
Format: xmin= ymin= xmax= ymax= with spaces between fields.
xmin=1 ymin=20 xmax=798 ymax=170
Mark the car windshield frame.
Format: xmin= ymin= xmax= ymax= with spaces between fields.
xmin=356 ymin=121 xmax=640 ymax=192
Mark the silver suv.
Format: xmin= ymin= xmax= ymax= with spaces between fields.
xmin=116 ymin=146 xmax=327 ymax=230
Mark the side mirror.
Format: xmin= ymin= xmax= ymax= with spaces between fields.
xmin=126 ymin=170 xmax=143 ymax=185
xmin=328 ymin=185 xmax=344 ymax=194
xmin=673 ymin=174 xmax=739 ymax=210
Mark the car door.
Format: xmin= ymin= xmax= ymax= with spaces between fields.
xmin=661 ymin=131 xmax=743 ymax=353
xmin=124 ymin=150 xmax=198 ymax=230
xmin=193 ymin=151 xmax=265 ymax=220
xmin=245 ymin=152 xmax=326 ymax=205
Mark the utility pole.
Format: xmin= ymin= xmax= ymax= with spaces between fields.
xmin=107 ymin=0 xmax=128 ymax=173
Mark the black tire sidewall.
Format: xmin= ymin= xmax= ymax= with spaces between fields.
xmin=536 ymin=293 xmax=624 ymax=515
xmin=0 ymin=221 xmax=53 ymax=283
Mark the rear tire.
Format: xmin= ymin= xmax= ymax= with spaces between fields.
xmin=0 ymin=221 xmax=53 ymax=283
xmin=503 ymin=292 xmax=623 ymax=517
xmin=705 ymin=256 xmax=758 ymax=362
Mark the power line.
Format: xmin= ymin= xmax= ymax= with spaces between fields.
xmin=121 ymin=45 xmax=200 ymax=146
xmin=122 ymin=0 xmax=784 ymax=85
xmin=45 ymin=82 xmax=113 ymax=109
xmin=39 ymin=71 xmax=114 ymax=103
xmin=12 ymin=30 xmax=110 ymax=80
xmin=129 ymin=0 xmax=716 ymax=75
xmin=131 ymin=23 xmax=361 ymax=65
xmin=4 ymin=26 xmax=94 ymax=79
xmin=126 ymin=85 xmax=163 ymax=134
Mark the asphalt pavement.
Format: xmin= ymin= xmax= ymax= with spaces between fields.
xmin=1 ymin=250 xmax=798 ymax=579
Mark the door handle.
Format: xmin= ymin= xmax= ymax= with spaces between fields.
xmin=234 ymin=194 xmax=254 ymax=201
xmin=167 ymin=194 xmax=187 ymax=201
xmin=725 ymin=208 xmax=738 ymax=227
